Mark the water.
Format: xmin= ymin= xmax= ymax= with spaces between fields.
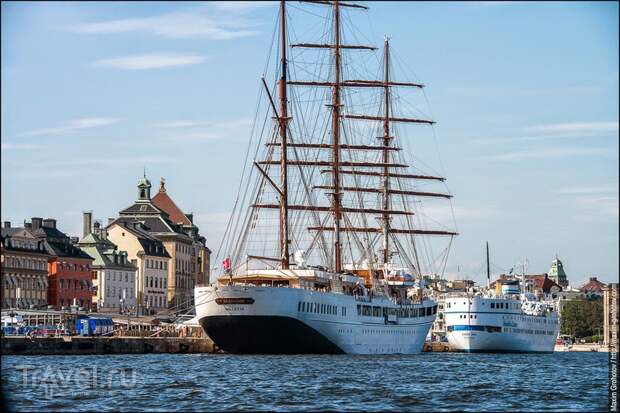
xmin=1 ymin=353 xmax=609 ymax=411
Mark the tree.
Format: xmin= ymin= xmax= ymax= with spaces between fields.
xmin=560 ymin=298 xmax=603 ymax=338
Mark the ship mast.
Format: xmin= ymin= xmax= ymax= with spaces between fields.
xmin=331 ymin=0 xmax=343 ymax=272
xmin=381 ymin=38 xmax=392 ymax=266
xmin=248 ymin=1 xmax=458 ymax=276
xmin=279 ymin=0 xmax=290 ymax=269
xmin=486 ymin=241 xmax=490 ymax=289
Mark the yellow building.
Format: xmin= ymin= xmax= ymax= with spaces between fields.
xmin=1 ymin=223 xmax=51 ymax=309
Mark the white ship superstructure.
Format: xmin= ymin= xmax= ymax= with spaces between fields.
xmin=444 ymin=292 xmax=560 ymax=353
xmin=195 ymin=0 xmax=458 ymax=354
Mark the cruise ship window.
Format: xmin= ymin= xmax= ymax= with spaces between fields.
xmin=491 ymin=303 xmax=495 ymax=309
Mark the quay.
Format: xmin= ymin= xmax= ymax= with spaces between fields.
xmin=1 ymin=336 xmax=216 ymax=355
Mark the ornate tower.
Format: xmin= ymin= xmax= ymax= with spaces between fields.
xmin=548 ymin=255 xmax=568 ymax=287
xmin=137 ymin=173 xmax=152 ymax=202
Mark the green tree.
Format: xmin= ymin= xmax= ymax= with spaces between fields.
xmin=560 ymin=298 xmax=603 ymax=338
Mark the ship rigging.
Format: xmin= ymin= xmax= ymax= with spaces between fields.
xmin=216 ymin=0 xmax=457 ymax=283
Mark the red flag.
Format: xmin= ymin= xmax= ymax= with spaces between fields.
xmin=223 ymin=257 xmax=231 ymax=271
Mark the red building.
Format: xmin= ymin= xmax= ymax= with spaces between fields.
xmin=579 ymin=277 xmax=606 ymax=297
xmin=26 ymin=217 xmax=94 ymax=310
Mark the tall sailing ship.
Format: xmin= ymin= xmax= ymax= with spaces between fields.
xmin=195 ymin=0 xmax=458 ymax=354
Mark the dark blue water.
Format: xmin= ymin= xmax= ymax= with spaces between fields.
xmin=1 ymin=353 xmax=609 ymax=411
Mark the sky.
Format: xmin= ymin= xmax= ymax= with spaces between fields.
xmin=1 ymin=1 xmax=618 ymax=286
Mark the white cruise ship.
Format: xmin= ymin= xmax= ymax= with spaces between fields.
xmin=195 ymin=1 xmax=457 ymax=354
xmin=444 ymin=283 xmax=560 ymax=353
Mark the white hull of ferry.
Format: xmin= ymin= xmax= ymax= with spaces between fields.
xmin=195 ymin=285 xmax=437 ymax=354
xmin=444 ymin=296 xmax=560 ymax=353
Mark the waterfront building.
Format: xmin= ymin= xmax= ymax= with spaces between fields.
xmin=1 ymin=222 xmax=51 ymax=309
xmin=108 ymin=175 xmax=206 ymax=310
xmin=491 ymin=273 xmax=562 ymax=296
xmin=527 ymin=274 xmax=562 ymax=296
xmin=151 ymin=178 xmax=211 ymax=287
xmin=579 ymin=276 xmax=606 ymax=298
xmin=602 ymin=283 xmax=619 ymax=349
xmin=23 ymin=217 xmax=94 ymax=310
xmin=557 ymin=286 xmax=586 ymax=301
xmin=547 ymin=255 xmax=569 ymax=288
xmin=78 ymin=215 xmax=138 ymax=312
xmin=107 ymin=219 xmax=170 ymax=314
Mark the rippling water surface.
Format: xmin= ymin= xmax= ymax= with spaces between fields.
xmin=1 ymin=353 xmax=609 ymax=411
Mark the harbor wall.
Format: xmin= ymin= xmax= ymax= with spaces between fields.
xmin=1 ymin=336 xmax=215 ymax=355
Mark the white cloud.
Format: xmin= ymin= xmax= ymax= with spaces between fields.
xmin=489 ymin=146 xmax=612 ymax=161
xmin=211 ymin=1 xmax=276 ymax=12
xmin=96 ymin=53 xmax=206 ymax=70
xmin=23 ymin=117 xmax=122 ymax=137
xmin=420 ymin=201 xmax=498 ymax=224
xmin=21 ymin=156 xmax=175 ymax=179
xmin=556 ymin=183 xmax=618 ymax=195
xmin=71 ymin=8 xmax=261 ymax=40
xmin=1 ymin=143 xmax=38 ymax=150
xmin=475 ymin=121 xmax=619 ymax=145
xmin=526 ymin=121 xmax=619 ymax=135
xmin=554 ymin=183 xmax=619 ymax=221
xmin=154 ymin=121 xmax=201 ymax=128
xmin=572 ymin=196 xmax=619 ymax=220
xmin=22 ymin=156 xmax=175 ymax=171
xmin=470 ymin=1 xmax=521 ymax=5
xmin=162 ymin=119 xmax=253 ymax=142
